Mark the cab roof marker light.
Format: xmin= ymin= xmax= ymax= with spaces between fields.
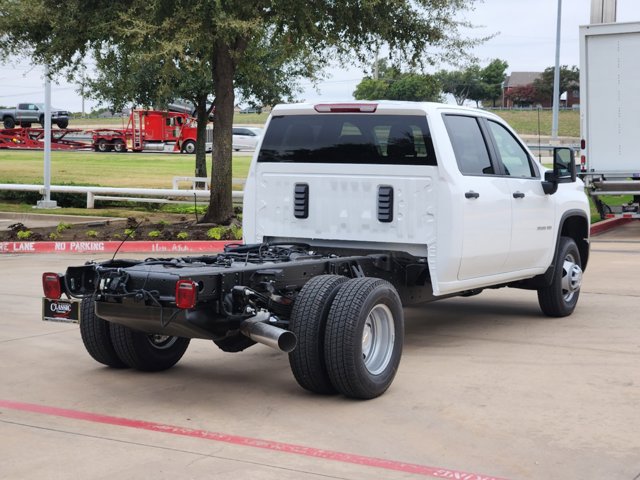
xmin=314 ymin=103 xmax=378 ymax=113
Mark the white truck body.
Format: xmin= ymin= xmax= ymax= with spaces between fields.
xmin=244 ymin=102 xmax=589 ymax=296
xmin=580 ymin=21 xmax=640 ymax=176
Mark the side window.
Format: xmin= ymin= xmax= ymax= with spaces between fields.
xmin=487 ymin=121 xmax=536 ymax=178
xmin=444 ymin=115 xmax=494 ymax=176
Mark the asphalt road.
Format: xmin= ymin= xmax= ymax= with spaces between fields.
xmin=1 ymin=222 xmax=639 ymax=480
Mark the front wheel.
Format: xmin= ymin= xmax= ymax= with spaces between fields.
xmin=56 ymin=119 xmax=69 ymax=129
xmin=181 ymin=140 xmax=196 ymax=154
xmin=537 ymin=236 xmax=583 ymax=317
xmin=109 ymin=323 xmax=190 ymax=371
xmin=324 ymin=278 xmax=404 ymax=399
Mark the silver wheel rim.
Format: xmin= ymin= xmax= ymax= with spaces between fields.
xmin=147 ymin=334 xmax=178 ymax=350
xmin=362 ymin=304 xmax=395 ymax=375
xmin=561 ymin=253 xmax=582 ymax=302
xmin=185 ymin=142 xmax=195 ymax=153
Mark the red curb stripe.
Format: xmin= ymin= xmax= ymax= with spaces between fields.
xmin=590 ymin=217 xmax=634 ymax=236
xmin=0 ymin=399 xmax=508 ymax=480
xmin=0 ymin=240 xmax=229 ymax=254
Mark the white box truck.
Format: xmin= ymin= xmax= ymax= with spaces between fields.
xmin=580 ymin=21 xmax=640 ymax=217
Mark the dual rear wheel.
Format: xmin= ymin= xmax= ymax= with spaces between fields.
xmin=79 ymin=296 xmax=189 ymax=371
xmin=289 ymin=275 xmax=404 ymax=400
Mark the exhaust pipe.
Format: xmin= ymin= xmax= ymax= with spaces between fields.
xmin=240 ymin=313 xmax=297 ymax=353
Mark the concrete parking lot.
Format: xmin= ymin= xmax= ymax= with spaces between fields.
xmin=1 ymin=222 xmax=639 ymax=480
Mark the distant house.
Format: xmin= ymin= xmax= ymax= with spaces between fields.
xmin=503 ymin=71 xmax=579 ymax=109
xmin=504 ymin=72 xmax=547 ymax=108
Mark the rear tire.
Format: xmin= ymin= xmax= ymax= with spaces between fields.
xmin=288 ymin=275 xmax=348 ymax=394
xmin=538 ymin=236 xmax=583 ymax=317
xmin=79 ymin=296 xmax=128 ymax=368
xmin=109 ymin=323 xmax=190 ymax=371
xmin=112 ymin=139 xmax=126 ymax=152
xmin=97 ymin=138 xmax=112 ymax=152
xmin=3 ymin=117 xmax=15 ymax=129
xmin=324 ymin=278 xmax=404 ymax=399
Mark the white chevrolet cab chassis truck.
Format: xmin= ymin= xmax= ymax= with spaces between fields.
xmin=43 ymin=102 xmax=590 ymax=399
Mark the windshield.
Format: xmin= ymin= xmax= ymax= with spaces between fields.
xmin=258 ymin=114 xmax=436 ymax=166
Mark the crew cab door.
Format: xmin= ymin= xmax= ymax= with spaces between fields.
xmin=443 ymin=115 xmax=512 ymax=280
xmin=484 ymin=120 xmax=555 ymax=271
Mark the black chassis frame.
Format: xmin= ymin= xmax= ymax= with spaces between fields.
xmin=61 ymin=244 xmax=436 ymax=342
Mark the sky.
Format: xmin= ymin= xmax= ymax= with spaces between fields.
xmin=1 ymin=0 xmax=640 ymax=112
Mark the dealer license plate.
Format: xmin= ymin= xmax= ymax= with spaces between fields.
xmin=42 ymin=298 xmax=81 ymax=324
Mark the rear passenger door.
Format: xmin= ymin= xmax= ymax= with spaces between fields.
xmin=443 ymin=115 xmax=512 ymax=280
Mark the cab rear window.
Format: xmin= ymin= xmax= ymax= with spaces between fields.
xmin=258 ymin=114 xmax=436 ymax=165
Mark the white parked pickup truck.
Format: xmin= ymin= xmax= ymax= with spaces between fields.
xmin=43 ymin=101 xmax=590 ymax=399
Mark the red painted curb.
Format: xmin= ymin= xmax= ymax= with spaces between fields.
xmin=0 ymin=240 xmax=229 ymax=254
xmin=1 ymin=218 xmax=634 ymax=254
xmin=0 ymin=399 xmax=509 ymax=480
xmin=589 ymin=217 xmax=634 ymax=236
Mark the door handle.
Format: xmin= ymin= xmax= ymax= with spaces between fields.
xmin=513 ymin=192 xmax=525 ymax=199
xmin=465 ymin=191 xmax=480 ymax=199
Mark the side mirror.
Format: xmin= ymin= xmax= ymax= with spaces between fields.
xmin=542 ymin=171 xmax=558 ymax=195
xmin=542 ymin=147 xmax=577 ymax=195
xmin=553 ymin=147 xmax=577 ymax=183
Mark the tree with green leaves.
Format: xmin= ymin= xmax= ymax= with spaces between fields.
xmin=481 ymin=58 xmax=508 ymax=107
xmin=533 ymin=65 xmax=580 ymax=104
xmin=354 ymin=59 xmax=441 ymax=102
xmin=437 ymin=59 xmax=508 ymax=107
xmin=437 ymin=66 xmax=482 ymax=105
xmin=87 ymin=45 xmax=213 ymax=181
xmin=0 ymin=0 xmax=482 ymax=224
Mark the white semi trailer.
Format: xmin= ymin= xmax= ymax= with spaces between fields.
xmin=580 ymin=21 xmax=640 ymax=217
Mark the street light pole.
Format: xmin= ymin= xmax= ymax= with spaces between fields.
xmin=36 ymin=65 xmax=57 ymax=209
xmin=551 ymin=0 xmax=562 ymax=141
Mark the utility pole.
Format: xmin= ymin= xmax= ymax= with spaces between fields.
xmin=551 ymin=0 xmax=562 ymax=141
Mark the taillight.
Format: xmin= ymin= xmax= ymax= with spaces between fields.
xmin=314 ymin=103 xmax=377 ymax=113
xmin=175 ymin=280 xmax=198 ymax=309
xmin=43 ymin=272 xmax=62 ymax=299
xmin=581 ymin=155 xmax=586 ymax=172
xmin=580 ymin=138 xmax=585 ymax=150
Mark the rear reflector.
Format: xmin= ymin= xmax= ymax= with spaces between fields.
xmin=175 ymin=280 xmax=198 ymax=309
xmin=43 ymin=272 xmax=62 ymax=299
xmin=314 ymin=103 xmax=377 ymax=113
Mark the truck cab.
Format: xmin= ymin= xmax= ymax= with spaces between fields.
xmin=243 ymin=101 xmax=590 ymax=296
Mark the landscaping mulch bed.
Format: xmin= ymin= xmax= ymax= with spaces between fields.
xmin=1 ymin=213 xmax=242 ymax=242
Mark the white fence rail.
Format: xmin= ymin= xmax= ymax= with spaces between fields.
xmin=0 ymin=183 xmax=244 ymax=208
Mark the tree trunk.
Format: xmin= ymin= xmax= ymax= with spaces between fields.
xmin=194 ymin=93 xmax=208 ymax=189
xmin=201 ymin=44 xmax=236 ymax=225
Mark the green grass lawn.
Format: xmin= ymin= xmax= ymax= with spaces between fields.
xmin=0 ymin=150 xmax=252 ymax=189
xmin=491 ymin=109 xmax=579 ymax=138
